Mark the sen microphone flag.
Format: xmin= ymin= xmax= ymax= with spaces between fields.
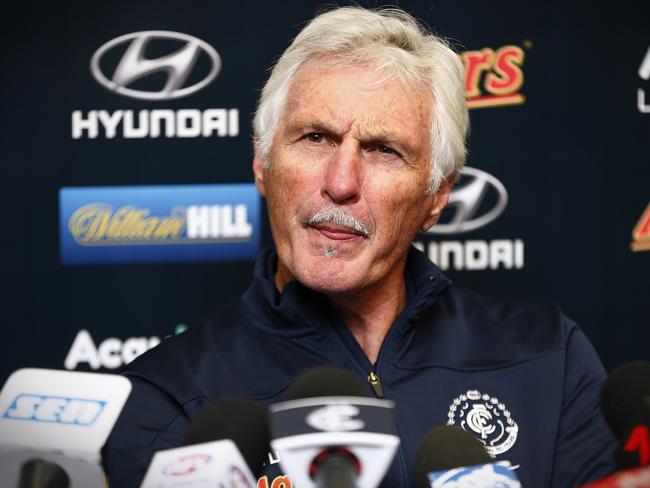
xmin=0 ymin=368 xmax=132 ymax=487
xmin=0 ymin=368 xmax=131 ymax=464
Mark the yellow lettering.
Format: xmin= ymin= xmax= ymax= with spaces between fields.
xmin=153 ymin=218 xmax=183 ymax=239
xmin=69 ymin=204 xmax=112 ymax=243
xmin=69 ymin=203 xmax=187 ymax=244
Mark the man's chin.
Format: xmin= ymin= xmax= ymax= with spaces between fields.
xmin=293 ymin=260 xmax=368 ymax=296
xmin=297 ymin=278 xmax=365 ymax=297
xmin=276 ymin=244 xmax=371 ymax=294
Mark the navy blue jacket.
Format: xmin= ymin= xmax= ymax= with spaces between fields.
xmin=103 ymin=247 xmax=616 ymax=487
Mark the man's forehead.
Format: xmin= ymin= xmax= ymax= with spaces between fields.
xmin=281 ymin=58 xmax=432 ymax=143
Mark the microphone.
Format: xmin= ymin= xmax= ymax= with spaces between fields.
xmin=139 ymin=397 xmax=271 ymax=488
xmin=414 ymin=425 xmax=491 ymax=487
xmin=0 ymin=368 xmax=132 ymax=488
xmin=602 ymin=361 xmax=650 ymax=438
xmin=614 ymin=422 xmax=650 ymax=469
xmin=284 ymin=365 xmax=371 ymax=399
xmin=414 ymin=425 xmax=520 ymax=488
xmin=601 ymin=361 xmax=650 ymax=468
xmin=579 ymin=466 xmax=650 ymax=488
xmin=184 ymin=396 xmax=271 ymax=477
xmin=270 ymin=366 xmax=400 ymax=488
xmin=18 ymin=459 xmax=70 ymax=488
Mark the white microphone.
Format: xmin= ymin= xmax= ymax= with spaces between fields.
xmin=0 ymin=368 xmax=131 ymax=487
xmin=425 ymin=462 xmax=521 ymax=488
xmin=139 ymin=397 xmax=270 ymax=488
xmin=139 ymin=439 xmax=258 ymax=488
xmin=414 ymin=425 xmax=521 ymax=488
xmin=269 ymin=366 xmax=400 ymax=488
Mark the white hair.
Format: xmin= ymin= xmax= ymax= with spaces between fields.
xmin=253 ymin=6 xmax=469 ymax=194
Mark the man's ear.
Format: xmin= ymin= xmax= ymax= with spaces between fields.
xmin=421 ymin=173 xmax=457 ymax=231
xmin=252 ymin=143 xmax=267 ymax=197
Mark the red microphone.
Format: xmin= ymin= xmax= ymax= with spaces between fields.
xmin=579 ymin=466 xmax=650 ymax=488
xmin=615 ymin=424 xmax=650 ymax=469
xmin=601 ymin=362 xmax=650 ymax=469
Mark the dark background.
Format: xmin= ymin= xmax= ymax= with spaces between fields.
xmin=1 ymin=0 xmax=648 ymax=383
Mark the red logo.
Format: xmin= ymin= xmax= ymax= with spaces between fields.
xmin=624 ymin=425 xmax=650 ymax=466
xmin=162 ymin=454 xmax=212 ymax=476
xmin=462 ymin=44 xmax=527 ymax=109
xmin=632 ymin=203 xmax=650 ymax=252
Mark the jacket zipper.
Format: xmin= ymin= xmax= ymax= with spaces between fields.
xmin=333 ymin=277 xmax=442 ymax=485
xmin=367 ymin=371 xmax=384 ymax=398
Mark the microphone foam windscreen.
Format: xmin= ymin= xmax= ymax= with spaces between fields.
xmin=414 ymin=425 xmax=492 ymax=488
xmin=184 ymin=397 xmax=270 ymax=477
xmin=285 ymin=366 xmax=370 ymax=400
xmin=601 ymin=361 xmax=650 ymax=438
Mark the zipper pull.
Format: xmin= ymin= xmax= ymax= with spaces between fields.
xmin=368 ymin=371 xmax=384 ymax=398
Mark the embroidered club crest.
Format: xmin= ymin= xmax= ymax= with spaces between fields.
xmin=446 ymin=390 xmax=518 ymax=456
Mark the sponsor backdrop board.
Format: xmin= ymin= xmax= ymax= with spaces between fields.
xmin=2 ymin=0 xmax=648 ymax=383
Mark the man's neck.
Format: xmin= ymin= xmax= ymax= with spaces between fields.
xmin=273 ymin=254 xmax=410 ymax=365
xmin=327 ymin=275 xmax=407 ymax=365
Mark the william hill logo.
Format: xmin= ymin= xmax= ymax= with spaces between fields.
xmin=60 ymin=184 xmax=260 ymax=264
xmin=69 ymin=204 xmax=251 ymax=245
xmin=462 ymin=43 xmax=528 ymax=109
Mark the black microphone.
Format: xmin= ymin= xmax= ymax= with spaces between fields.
xmin=601 ymin=361 xmax=650 ymax=469
xmin=270 ymin=366 xmax=400 ymax=488
xmin=602 ymin=361 xmax=650 ymax=438
xmin=18 ymin=459 xmax=70 ymax=488
xmin=414 ymin=425 xmax=492 ymax=488
xmin=286 ymin=366 xmax=370 ymax=488
xmin=184 ymin=396 xmax=271 ymax=478
xmin=285 ymin=365 xmax=371 ymax=400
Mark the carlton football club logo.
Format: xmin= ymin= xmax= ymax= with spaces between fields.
xmin=447 ymin=390 xmax=518 ymax=456
xmin=306 ymin=404 xmax=365 ymax=432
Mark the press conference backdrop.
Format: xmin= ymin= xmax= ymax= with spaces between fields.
xmin=2 ymin=0 xmax=648 ymax=383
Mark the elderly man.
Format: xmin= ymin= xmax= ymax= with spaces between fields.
xmin=104 ymin=6 xmax=615 ymax=487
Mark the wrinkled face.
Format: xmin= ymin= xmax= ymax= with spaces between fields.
xmin=254 ymin=59 xmax=451 ymax=295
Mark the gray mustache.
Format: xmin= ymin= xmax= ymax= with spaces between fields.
xmin=303 ymin=206 xmax=370 ymax=237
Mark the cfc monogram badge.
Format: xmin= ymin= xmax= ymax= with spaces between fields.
xmin=447 ymin=390 xmax=519 ymax=456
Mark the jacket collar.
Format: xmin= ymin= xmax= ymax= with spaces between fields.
xmin=240 ymin=246 xmax=451 ymax=338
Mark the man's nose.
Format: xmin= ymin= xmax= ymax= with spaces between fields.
xmin=322 ymin=141 xmax=362 ymax=204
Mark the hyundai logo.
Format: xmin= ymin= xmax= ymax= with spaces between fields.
xmin=427 ymin=166 xmax=508 ymax=235
xmin=90 ymin=31 xmax=221 ymax=101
